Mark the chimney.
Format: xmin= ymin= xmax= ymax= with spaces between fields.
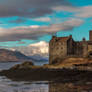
xmin=89 ymin=30 xmax=92 ymax=41
xmin=82 ymin=37 xmax=86 ymax=41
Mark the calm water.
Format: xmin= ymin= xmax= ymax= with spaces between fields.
xmin=0 ymin=61 xmax=49 ymax=92
xmin=0 ymin=61 xmax=92 ymax=92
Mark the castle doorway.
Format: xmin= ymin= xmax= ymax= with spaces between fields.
xmin=88 ymin=51 xmax=92 ymax=57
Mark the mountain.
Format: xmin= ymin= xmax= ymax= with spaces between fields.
xmin=6 ymin=41 xmax=49 ymax=62
xmin=10 ymin=41 xmax=49 ymax=58
xmin=0 ymin=49 xmax=30 ymax=62
xmin=29 ymin=54 xmax=49 ymax=62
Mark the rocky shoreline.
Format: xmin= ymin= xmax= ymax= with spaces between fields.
xmin=0 ymin=61 xmax=92 ymax=83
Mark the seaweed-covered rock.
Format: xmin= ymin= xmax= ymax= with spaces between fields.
xmin=10 ymin=61 xmax=34 ymax=70
xmin=21 ymin=61 xmax=34 ymax=66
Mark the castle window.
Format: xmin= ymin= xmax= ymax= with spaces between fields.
xmin=57 ymin=47 xmax=59 ymax=49
xmin=61 ymin=42 xmax=65 ymax=45
xmin=61 ymin=47 xmax=63 ymax=49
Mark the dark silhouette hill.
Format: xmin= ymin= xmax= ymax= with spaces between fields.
xmin=0 ymin=49 xmax=30 ymax=62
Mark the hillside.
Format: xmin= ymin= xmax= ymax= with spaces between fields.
xmin=0 ymin=49 xmax=30 ymax=62
xmin=48 ymin=57 xmax=92 ymax=69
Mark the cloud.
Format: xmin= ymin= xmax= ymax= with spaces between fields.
xmin=53 ymin=5 xmax=92 ymax=18
xmin=53 ymin=6 xmax=79 ymax=12
xmin=0 ymin=0 xmax=71 ymax=18
xmin=28 ymin=41 xmax=49 ymax=56
xmin=32 ymin=17 xmax=51 ymax=22
xmin=75 ymin=6 xmax=92 ymax=18
xmin=0 ymin=18 xmax=83 ymax=42
xmin=17 ymin=41 xmax=26 ymax=44
xmin=9 ymin=41 xmax=49 ymax=57
xmin=32 ymin=17 xmax=67 ymax=23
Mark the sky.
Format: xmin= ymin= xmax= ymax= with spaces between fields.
xmin=0 ymin=0 xmax=92 ymax=51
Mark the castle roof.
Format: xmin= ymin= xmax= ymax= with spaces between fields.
xmin=87 ymin=41 xmax=92 ymax=45
xmin=56 ymin=36 xmax=70 ymax=42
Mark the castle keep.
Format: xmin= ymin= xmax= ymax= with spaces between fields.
xmin=49 ymin=31 xmax=92 ymax=64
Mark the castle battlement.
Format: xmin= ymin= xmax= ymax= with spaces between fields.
xmin=49 ymin=31 xmax=92 ymax=64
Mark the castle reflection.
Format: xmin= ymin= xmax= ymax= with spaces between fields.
xmin=49 ymin=82 xmax=92 ymax=92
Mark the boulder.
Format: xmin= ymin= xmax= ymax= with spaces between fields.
xmin=10 ymin=61 xmax=34 ymax=70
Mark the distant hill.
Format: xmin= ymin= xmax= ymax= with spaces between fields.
xmin=29 ymin=54 xmax=49 ymax=62
xmin=10 ymin=41 xmax=49 ymax=59
xmin=0 ymin=49 xmax=30 ymax=62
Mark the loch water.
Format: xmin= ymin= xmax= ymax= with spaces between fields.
xmin=0 ymin=61 xmax=49 ymax=92
xmin=0 ymin=61 xmax=92 ymax=92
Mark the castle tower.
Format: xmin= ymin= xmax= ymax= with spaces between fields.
xmin=89 ymin=30 xmax=92 ymax=41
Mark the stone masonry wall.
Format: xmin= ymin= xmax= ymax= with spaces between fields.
xmin=49 ymin=39 xmax=67 ymax=64
xmin=49 ymin=31 xmax=92 ymax=64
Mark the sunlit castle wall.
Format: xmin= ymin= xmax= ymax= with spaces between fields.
xmin=89 ymin=30 xmax=92 ymax=41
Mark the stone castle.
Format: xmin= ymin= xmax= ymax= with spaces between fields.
xmin=49 ymin=31 xmax=92 ymax=64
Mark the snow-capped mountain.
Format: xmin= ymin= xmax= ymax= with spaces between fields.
xmin=9 ymin=41 xmax=49 ymax=60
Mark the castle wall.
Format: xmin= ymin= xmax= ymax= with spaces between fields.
xmin=49 ymin=37 xmax=67 ymax=64
xmin=82 ymin=42 xmax=88 ymax=57
xmin=88 ymin=45 xmax=92 ymax=52
xmin=49 ymin=31 xmax=92 ymax=64
xmin=89 ymin=31 xmax=92 ymax=41
xmin=67 ymin=38 xmax=75 ymax=55
xmin=67 ymin=39 xmax=84 ymax=57
xmin=75 ymin=42 xmax=83 ymax=56
xmin=49 ymin=37 xmax=85 ymax=64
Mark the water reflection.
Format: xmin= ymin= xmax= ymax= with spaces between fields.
xmin=0 ymin=61 xmax=49 ymax=92
xmin=0 ymin=62 xmax=92 ymax=92
xmin=49 ymin=82 xmax=92 ymax=92
xmin=1 ymin=76 xmax=92 ymax=92
xmin=1 ymin=79 xmax=92 ymax=92
xmin=0 ymin=77 xmax=48 ymax=92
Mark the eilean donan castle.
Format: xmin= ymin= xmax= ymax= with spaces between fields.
xmin=49 ymin=31 xmax=92 ymax=64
